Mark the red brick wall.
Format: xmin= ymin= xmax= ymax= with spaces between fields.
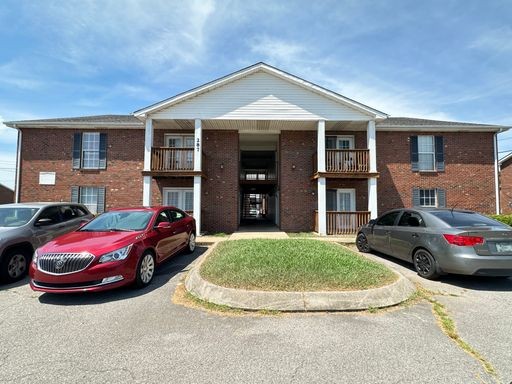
xmin=500 ymin=158 xmax=512 ymax=214
xmin=20 ymin=128 xmax=145 ymax=209
xmin=0 ymin=184 xmax=14 ymax=204
xmin=201 ymin=130 xmax=239 ymax=233
xmin=377 ymin=131 xmax=496 ymax=215
xmin=279 ymin=131 xmax=317 ymax=231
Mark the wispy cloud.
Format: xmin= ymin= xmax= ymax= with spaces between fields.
xmin=26 ymin=0 xmax=216 ymax=77
xmin=470 ymin=27 xmax=512 ymax=53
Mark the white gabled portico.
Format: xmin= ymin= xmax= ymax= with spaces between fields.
xmin=135 ymin=62 xmax=387 ymax=235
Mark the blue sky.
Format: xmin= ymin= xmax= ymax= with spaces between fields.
xmin=1 ymin=0 xmax=512 ymax=189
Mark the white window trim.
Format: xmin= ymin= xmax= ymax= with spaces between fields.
xmin=164 ymin=134 xmax=194 ymax=148
xmin=162 ymin=187 xmax=193 ymax=211
xmin=419 ymin=188 xmax=437 ymax=207
xmin=81 ymin=132 xmax=101 ymax=169
xmin=336 ymin=188 xmax=356 ymax=212
xmin=418 ymin=135 xmax=435 ymax=172
xmin=326 ymin=135 xmax=355 ymax=149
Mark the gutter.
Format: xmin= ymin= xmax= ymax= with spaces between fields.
xmin=495 ymin=128 xmax=505 ymax=215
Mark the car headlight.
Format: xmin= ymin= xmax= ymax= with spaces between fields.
xmin=33 ymin=249 xmax=39 ymax=265
xmin=99 ymin=245 xmax=133 ymax=263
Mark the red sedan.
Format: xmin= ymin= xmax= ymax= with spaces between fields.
xmin=29 ymin=206 xmax=196 ymax=293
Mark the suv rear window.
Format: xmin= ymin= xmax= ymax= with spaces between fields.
xmin=430 ymin=211 xmax=507 ymax=228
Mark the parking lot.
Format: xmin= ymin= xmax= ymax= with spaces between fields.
xmin=1 ymin=245 xmax=511 ymax=384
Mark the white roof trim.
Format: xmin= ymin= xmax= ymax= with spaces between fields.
xmin=134 ymin=62 xmax=388 ymax=119
xmin=378 ymin=125 xmax=508 ymax=132
xmin=6 ymin=122 xmax=143 ymax=129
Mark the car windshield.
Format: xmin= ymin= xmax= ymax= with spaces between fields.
xmin=0 ymin=207 xmax=40 ymax=227
xmin=80 ymin=211 xmax=153 ymax=232
xmin=430 ymin=211 xmax=507 ymax=228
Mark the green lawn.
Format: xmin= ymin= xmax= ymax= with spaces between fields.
xmin=200 ymin=239 xmax=396 ymax=291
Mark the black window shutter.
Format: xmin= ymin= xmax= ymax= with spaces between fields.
xmin=99 ymin=133 xmax=107 ymax=169
xmin=326 ymin=190 xmax=337 ymax=211
xmin=437 ymin=188 xmax=446 ymax=208
xmin=435 ymin=136 xmax=444 ymax=171
xmin=71 ymin=186 xmax=79 ymax=203
xmin=72 ymin=133 xmax=82 ymax=169
xmin=410 ymin=136 xmax=419 ymax=172
xmin=97 ymin=187 xmax=106 ymax=214
xmin=412 ymin=188 xmax=420 ymax=207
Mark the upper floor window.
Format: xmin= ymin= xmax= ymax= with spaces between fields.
xmin=410 ymin=135 xmax=444 ymax=172
xmin=72 ymin=132 xmax=107 ymax=170
xmin=326 ymin=135 xmax=354 ymax=150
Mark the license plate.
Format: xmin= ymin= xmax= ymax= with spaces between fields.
xmin=496 ymin=243 xmax=512 ymax=252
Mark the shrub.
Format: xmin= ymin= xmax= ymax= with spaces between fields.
xmin=489 ymin=214 xmax=512 ymax=226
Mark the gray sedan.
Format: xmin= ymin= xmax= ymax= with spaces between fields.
xmin=356 ymin=208 xmax=512 ymax=279
xmin=0 ymin=203 xmax=93 ymax=283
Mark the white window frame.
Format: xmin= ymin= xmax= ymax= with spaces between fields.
xmin=419 ymin=188 xmax=437 ymax=207
xmin=418 ymin=135 xmax=435 ymax=171
xmin=81 ymin=132 xmax=101 ymax=169
xmin=162 ymin=187 xmax=193 ymax=212
xmin=164 ymin=134 xmax=194 ymax=148
xmin=336 ymin=188 xmax=356 ymax=212
xmin=79 ymin=186 xmax=99 ymax=214
xmin=326 ymin=135 xmax=355 ymax=150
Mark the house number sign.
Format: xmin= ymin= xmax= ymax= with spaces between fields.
xmin=196 ymin=138 xmax=201 ymax=152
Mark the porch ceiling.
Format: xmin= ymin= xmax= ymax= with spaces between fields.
xmin=152 ymin=119 xmax=369 ymax=132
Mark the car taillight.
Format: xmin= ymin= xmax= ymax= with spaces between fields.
xmin=443 ymin=234 xmax=484 ymax=247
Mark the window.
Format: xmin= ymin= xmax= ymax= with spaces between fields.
xmin=412 ymin=188 xmax=446 ymax=208
xmin=410 ymin=136 xmax=444 ymax=172
xmin=37 ymin=206 xmax=63 ymax=225
xmin=430 ymin=211 xmax=507 ymax=228
xmin=170 ymin=210 xmax=185 ymax=221
xmin=326 ymin=189 xmax=355 ymax=211
xmin=163 ymin=188 xmax=193 ymax=212
xmin=398 ymin=211 xmax=424 ymax=227
xmin=71 ymin=186 xmax=106 ymax=215
xmin=72 ymin=132 xmax=107 ymax=170
xmin=326 ymin=136 xmax=354 ymax=149
xmin=418 ymin=136 xmax=435 ymax=171
xmin=376 ymin=211 xmax=400 ymax=226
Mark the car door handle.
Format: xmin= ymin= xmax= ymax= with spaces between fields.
xmin=386 ymin=231 xmax=391 ymax=235
xmin=412 ymin=233 xmax=419 ymax=238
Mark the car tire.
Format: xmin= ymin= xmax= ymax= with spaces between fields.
xmin=413 ymin=249 xmax=440 ymax=280
xmin=135 ymin=252 xmax=155 ymax=288
xmin=0 ymin=248 xmax=30 ymax=284
xmin=356 ymin=233 xmax=371 ymax=253
xmin=185 ymin=232 xmax=196 ymax=254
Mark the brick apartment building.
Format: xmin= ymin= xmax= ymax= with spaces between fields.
xmin=5 ymin=63 xmax=507 ymax=235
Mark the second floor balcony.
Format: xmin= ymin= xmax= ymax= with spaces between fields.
xmin=313 ymin=149 xmax=377 ymax=178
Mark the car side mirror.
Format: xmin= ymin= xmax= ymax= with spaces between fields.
xmin=368 ymin=219 xmax=376 ymax=226
xmin=156 ymin=222 xmax=172 ymax=229
xmin=34 ymin=218 xmax=53 ymax=227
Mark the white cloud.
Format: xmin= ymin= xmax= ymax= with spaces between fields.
xmin=470 ymin=27 xmax=512 ymax=53
xmin=250 ymin=36 xmax=307 ymax=64
xmin=28 ymin=0 xmax=216 ymax=77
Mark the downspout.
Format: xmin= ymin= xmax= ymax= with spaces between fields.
xmin=13 ymin=125 xmax=22 ymax=203
xmin=494 ymin=130 xmax=502 ymax=215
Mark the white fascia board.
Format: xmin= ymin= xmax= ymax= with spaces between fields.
xmin=134 ymin=62 xmax=388 ymax=119
xmin=6 ymin=122 xmax=143 ymax=129
xmin=377 ymin=125 xmax=511 ymax=132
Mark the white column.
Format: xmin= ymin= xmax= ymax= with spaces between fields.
xmin=368 ymin=178 xmax=378 ymax=219
xmin=142 ymin=118 xmax=153 ymax=207
xmin=193 ymin=119 xmax=202 ymax=234
xmin=317 ymin=120 xmax=326 ymax=172
xmin=367 ymin=120 xmax=376 ymax=172
xmin=367 ymin=120 xmax=377 ymax=219
xmin=318 ymin=177 xmax=327 ymax=235
xmin=317 ymin=120 xmax=327 ymax=235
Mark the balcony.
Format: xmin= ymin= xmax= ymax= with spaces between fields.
xmin=313 ymin=149 xmax=378 ymax=178
xmin=314 ymin=210 xmax=371 ymax=235
xmin=142 ymin=147 xmax=203 ymax=177
xmin=240 ymin=168 xmax=277 ymax=184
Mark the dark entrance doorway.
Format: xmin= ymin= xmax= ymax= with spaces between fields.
xmin=240 ymin=185 xmax=277 ymax=226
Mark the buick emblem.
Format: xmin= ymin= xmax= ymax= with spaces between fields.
xmin=55 ymin=255 xmax=66 ymax=270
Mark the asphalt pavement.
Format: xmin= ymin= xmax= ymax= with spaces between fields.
xmin=0 ymin=245 xmax=510 ymax=384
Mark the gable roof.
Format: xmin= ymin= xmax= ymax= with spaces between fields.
xmin=377 ymin=117 xmax=509 ymax=132
xmin=4 ymin=115 xmax=142 ymax=128
xmin=133 ymin=62 xmax=388 ymax=119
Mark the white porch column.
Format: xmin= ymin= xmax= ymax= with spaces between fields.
xmin=193 ymin=119 xmax=202 ymax=235
xmin=317 ymin=120 xmax=327 ymax=235
xmin=142 ymin=118 xmax=153 ymax=207
xmin=367 ymin=120 xmax=377 ymax=219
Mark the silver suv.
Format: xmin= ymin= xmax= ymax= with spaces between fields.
xmin=0 ymin=203 xmax=93 ymax=283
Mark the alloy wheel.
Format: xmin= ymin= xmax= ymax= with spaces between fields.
xmin=139 ymin=254 xmax=155 ymax=284
xmin=356 ymin=233 xmax=370 ymax=252
xmin=188 ymin=233 xmax=196 ymax=252
xmin=415 ymin=251 xmax=432 ymax=276
xmin=7 ymin=254 xmax=27 ymax=279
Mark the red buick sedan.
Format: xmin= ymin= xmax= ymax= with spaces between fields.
xmin=29 ymin=206 xmax=196 ymax=293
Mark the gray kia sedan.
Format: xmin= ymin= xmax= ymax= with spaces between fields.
xmin=0 ymin=203 xmax=93 ymax=283
xmin=356 ymin=208 xmax=512 ymax=279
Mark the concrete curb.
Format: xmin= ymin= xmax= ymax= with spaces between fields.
xmin=185 ymin=242 xmax=416 ymax=311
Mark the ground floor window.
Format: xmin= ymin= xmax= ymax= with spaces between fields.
xmin=71 ymin=186 xmax=106 ymax=214
xmin=326 ymin=188 xmax=356 ymax=211
xmin=413 ymin=188 xmax=446 ymax=208
xmin=163 ymin=188 xmax=193 ymax=212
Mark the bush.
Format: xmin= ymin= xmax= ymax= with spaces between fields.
xmin=489 ymin=214 xmax=512 ymax=226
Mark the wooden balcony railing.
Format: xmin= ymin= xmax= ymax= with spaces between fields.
xmin=313 ymin=149 xmax=369 ymax=173
xmin=314 ymin=210 xmax=371 ymax=235
xmin=151 ymin=147 xmax=194 ymax=171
